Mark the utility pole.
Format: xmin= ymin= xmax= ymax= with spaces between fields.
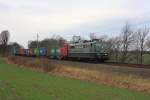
xmin=37 ymin=33 xmax=39 ymax=49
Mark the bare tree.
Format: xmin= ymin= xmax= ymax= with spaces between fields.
xmin=121 ymin=23 xmax=134 ymax=63
xmin=137 ymin=27 xmax=149 ymax=64
xmin=0 ymin=30 xmax=10 ymax=46
xmin=146 ymin=40 xmax=150 ymax=50
xmin=133 ymin=32 xmax=140 ymax=64
xmin=107 ymin=36 xmax=121 ymax=62
xmin=113 ymin=37 xmax=122 ymax=62
xmin=0 ymin=30 xmax=10 ymax=54
xmin=0 ymin=35 xmax=2 ymax=45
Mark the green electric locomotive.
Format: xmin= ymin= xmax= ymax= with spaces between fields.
xmin=68 ymin=40 xmax=109 ymax=61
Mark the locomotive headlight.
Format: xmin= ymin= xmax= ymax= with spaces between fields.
xmin=104 ymin=53 xmax=108 ymax=55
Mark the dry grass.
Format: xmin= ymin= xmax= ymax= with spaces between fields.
xmin=6 ymin=56 xmax=57 ymax=72
xmin=52 ymin=66 xmax=150 ymax=93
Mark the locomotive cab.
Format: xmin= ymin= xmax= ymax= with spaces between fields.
xmin=94 ymin=43 xmax=108 ymax=61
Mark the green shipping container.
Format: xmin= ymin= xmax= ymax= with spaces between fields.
xmin=13 ymin=48 xmax=19 ymax=55
xmin=51 ymin=47 xmax=61 ymax=59
xmin=34 ymin=48 xmax=40 ymax=56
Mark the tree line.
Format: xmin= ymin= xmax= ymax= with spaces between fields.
xmin=28 ymin=35 xmax=66 ymax=49
xmin=103 ymin=23 xmax=150 ymax=64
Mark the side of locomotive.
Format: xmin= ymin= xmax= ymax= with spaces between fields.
xmin=68 ymin=40 xmax=108 ymax=61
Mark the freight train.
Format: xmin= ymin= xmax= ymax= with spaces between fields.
xmin=13 ymin=39 xmax=109 ymax=62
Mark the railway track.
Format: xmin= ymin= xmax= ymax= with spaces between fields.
xmin=65 ymin=59 xmax=150 ymax=69
xmin=103 ymin=61 xmax=150 ymax=69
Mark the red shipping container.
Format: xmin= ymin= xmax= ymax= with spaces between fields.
xmin=29 ymin=48 xmax=34 ymax=56
xmin=20 ymin=48 xmax=25 ymax=55
xmin=61 ymin=44 xmax=69 ymax=58
xmin=47 ymin=48 xmax=51 ymax=57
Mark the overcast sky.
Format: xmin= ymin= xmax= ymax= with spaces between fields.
xmin=0 ymin=0 xmax=150 ymax=47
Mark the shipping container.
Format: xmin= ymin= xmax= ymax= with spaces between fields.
xmin=13 ymin=48 xmax=19 ymax=55
xmin=40 ymin=48 xmax=47 ymax=56
xmin=50 ymin=47 xmax=56 ymax=58
xmin=56 ymin=48 xmax=61 ymax=59
xmin=34 ymin=48 xmax=40 ymax=56
xmin=51 ymin=47 xmax=61 ymax=59
xmin=61 ymin=44 xmax=69 ymax=59
xmin=46 ymin=48 xmax=51 ymax=57
xmin=24 ymin=49 xmax=30 ymax=56
xmin=20 ymin=48 xmax=25 ymax=56
xmin=29 ymin=48 xmax=34 ymax=56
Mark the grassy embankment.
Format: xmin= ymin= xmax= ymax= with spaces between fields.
xmin=0 ymin=57 xmax=150 ymax=100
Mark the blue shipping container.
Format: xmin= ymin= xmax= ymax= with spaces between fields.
xmin=24 ymin=49 xmax=30 ymax=56
xmin=40 ymin=48 xmax=47 ymax=56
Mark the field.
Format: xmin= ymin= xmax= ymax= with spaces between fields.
xmin=0 ymin=58 xmax=150 ymax=100
xmin=109 ymin=53 xmax=150 ymax=65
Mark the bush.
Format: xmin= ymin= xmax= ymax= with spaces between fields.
xmin=8 ymin=56 xmax=57 ymax=72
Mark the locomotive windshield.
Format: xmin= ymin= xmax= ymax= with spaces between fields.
xmin=94 ymin=43 xmax=105 ymax=53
